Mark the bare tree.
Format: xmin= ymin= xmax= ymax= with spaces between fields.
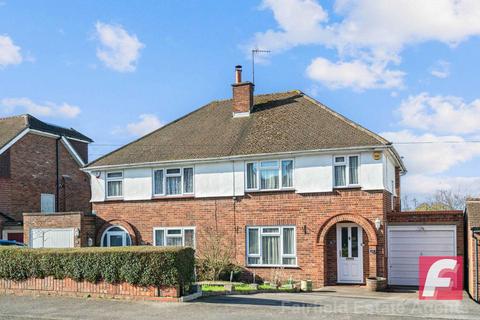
xmin=415 ymin=189 xmax=469 ymax=211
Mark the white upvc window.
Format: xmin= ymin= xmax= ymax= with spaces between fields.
xmin=106 ymin=171 xmax=123 ymax=198
xmin=153 ymin=167 xmax=194 ymax=196
xmin=245 ymin=159 xmax=294 ymax=191
xmin=333 ymin=155 xmax=359 ymax=187
xmin=153 ymin=227 xmax=195 ymax=248
xmin=246 ymin=226 xmax=297 ymax=267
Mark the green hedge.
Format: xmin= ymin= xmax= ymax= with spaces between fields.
xmin=0 ymin=246 xmax=195 ymax=287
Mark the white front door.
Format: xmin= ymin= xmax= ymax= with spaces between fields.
xmin=337 ymin=223 xmax=363 ymax=283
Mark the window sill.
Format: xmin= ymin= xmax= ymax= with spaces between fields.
xmin=333 ymin=185 xmax=361 ymax=190
xmin=152 ymin=194 xmax=195 ymax=199
xmin=105 ymin=197 xmax=124 ymax=201
xmin=245 ymin=188 xmax=295 ymax=193
xmin=246 ymin=264 xmax=300 ymax=269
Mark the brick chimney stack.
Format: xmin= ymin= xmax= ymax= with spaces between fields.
xmin=232 ymin=65 xmax=254 ymax=117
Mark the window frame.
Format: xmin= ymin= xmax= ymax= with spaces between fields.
xmin=105 ymin=171 xmax=124 ymax=199
xmin=152 ymin=227 xmax=196 ymax=248
xmin=246 ymin=225 xmax=297 ymax=267
xmin=245 ymin=159 xmax=294 ymax=192
xmin=100 ymin=225 xmax=132 ymax=247
xmin=152 ymin=166 xmax=194 ymax=197
xmin=333 ymin=155 xmax=360 ymax=188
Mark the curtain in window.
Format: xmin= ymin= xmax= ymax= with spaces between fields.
xmin=282 ymin=160 xmax=293 ymax=188
xmin=155 ymin=229 xmax=165 ymax=246
xmin=349 ymin=156 xmax=359 ymax=184
xmin=154 ymin=170 xmax=164 ymax=194
xmin=107 ymin=181 xmax=122 ymax=197
xmin=246 ymin=163 xmax=257 ymax=189
xmin=166 ymin=176 xmax=181 ymax=195
xmin=183 ymin=168 xmax=193 ymax=193
xmin=260 ymin=169 xmax=279 ymax=189
xmin=334 ymin=165 xmax=346 ymax=187
xmin=262 ymin=235 xmax=280 ymax=265
xmin=184 ymin=229 xmax=194 ymax=247
xmin=283 ymin=228 xmax=294 ymax=254
xmin=166 ymin=236 xmax=183 ymax=246
xmin=248 ymin=228 xmax=259 ymax=254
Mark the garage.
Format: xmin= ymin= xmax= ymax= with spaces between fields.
xmin=387 ymin=225 xmax=457 ymax=286
xmin=30 ymin=228 xmax=74 ymax=248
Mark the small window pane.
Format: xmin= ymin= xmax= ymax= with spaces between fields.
xmin=154 ymin=170 xmax=164 ymax=195
xmin=334 ymin=165 xmax=346 ymax=187
xmin=282 ymin=257 xmax=296 ymax=265
xmin=281 ymin=160 xmax=293 ymax=188
xmin=184 ymin=229 xmax=195 ymax=247
xmin=166 ymin=236 xmax=183 ymax=246
xmin=349 ymin=156 xmax=359 ymax=185
xmin=263 ymin=227 xmax=280 ymax=234
xmin=107 ymin=181 xmax=122 ymax=197
xmin=107 ymin=172 xmax=122 ymax=178
xmin=166 ymin=168 xmax=181 ymax=175
xmin=246 ymin=163 xmax=257 ymax=189
xmin=260 ymin=161 xmax=278 ymax=168
xmin=335 ymin=157 xmax=345 ymax=163
xmin=283 ymin=228 xmax=294 ymax=255
xmin=248 ymin=257 xmax=260 ymax=265
xmin=248 ymin=228 xmax=259 ymax=254
xmin=351 ymin=227 xmax=358 ymax=258
xmin=167 ymin=229 xmax=182 ymax=235
xmin=155 ymin=229 xmax=165 ymax=246
xmin=260 ymin=169 xmax=279 ymax=189
xmin=341 ymin=227 xmax=348 ymax=257
xmin=166 ymin=176 xmax=181 ymax=195
xmin=183 ymin=168 xmax=194 ymax=193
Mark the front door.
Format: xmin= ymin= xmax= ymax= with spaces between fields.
xmin=336 ymin=223 xmax=363 ymax=283
xmin=107 ymin=231 xmax=126 ymax=247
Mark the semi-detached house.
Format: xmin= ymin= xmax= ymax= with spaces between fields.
xmin=82 ymin=66 xmax=413 ymax=287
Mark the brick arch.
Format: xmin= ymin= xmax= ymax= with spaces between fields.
xmin=96 ymin=219 xmax=138 ymax=246
xmin=316 ymin=214 xmax=377 ymax=246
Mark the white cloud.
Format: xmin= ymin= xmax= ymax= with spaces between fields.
xmin=0 ymin=35 xmax=22 ymax=68
xmin=306 ymin=57 xmax=404 ymax=91
xmin=1 ymin=98 xmax=81 ymax=118
xmin=95 ymin=22 xmax=144 ymax=72
xmin=403 ymin=174 xmax=480 ymax=196
xmin=397 ymin=93 xmax=480 ymax=135
xmin=430 ymin=60 xmax=450 ymax=78
xmin=250 ymin=0 xmax=480 ymax=90
xmin=126 ymin=114 xmax=162 ymax=136
xmin=381 ymin=130 xmax=480 ymax=175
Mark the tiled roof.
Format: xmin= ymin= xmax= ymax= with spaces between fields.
xmin=87 ymin=91 xmax=392 ymax=167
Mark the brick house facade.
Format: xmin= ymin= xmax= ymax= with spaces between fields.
xmin=0 ymin=114 xmax=92 ymax=242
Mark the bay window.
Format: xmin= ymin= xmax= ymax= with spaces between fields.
xmin=246 ymin=159 xmax=293 ymax=191
xmin=246 ymin=226 xmax=297 ymax=266
xmin=106 ymin=171 xmax=123 ymax=198
xmin=334 ymin=155 xmax=359 ymax=187
xmin=153 ymin=227 xmax=195 ymax=247
xmin=153 ymin=167 xmax=194 ymax=196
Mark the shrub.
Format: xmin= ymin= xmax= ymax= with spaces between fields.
xmin=0 ymin=246 xmax=195 ymax=287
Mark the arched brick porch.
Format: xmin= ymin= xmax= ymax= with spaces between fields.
xmin=316 ymin=214 xmax=379 ymax=286
xmin=96 ymin=219 xmax=139 ymax=246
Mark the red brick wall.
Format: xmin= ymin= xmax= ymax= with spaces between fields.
xmin=466 ymin=199 xmax=480 ymax=301
xmin=0 ymin=133 xmax=91 ymax=222
xmin=93 ymin=189 xmax=388 ymax=287
xmin=0 ymin=277 xmax=179 ymax=301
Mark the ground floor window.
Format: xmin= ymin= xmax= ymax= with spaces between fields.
xmin=246 ymin=226 xmax=296 ymax=266
xmin=101 ymin=226 xmax=132 ymax=247
xmin=153 ymin=227 xmax=195 ymax=248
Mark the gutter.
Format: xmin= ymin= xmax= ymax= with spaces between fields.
xmin=83 ymin=144 xmax=400 ymax=172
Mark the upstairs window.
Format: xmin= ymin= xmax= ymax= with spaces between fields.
xmin=246 ymin=159 xmax=293 ymax=191
xmin=106 ymin=171 xmax=123 ymax=198
xmin=153 ymin=167 xmax=194 ymax=196
xmin=154 ymin=227 xmax=195 ymax=248
xmin=334 ymin=155 xmax=359 ymax=187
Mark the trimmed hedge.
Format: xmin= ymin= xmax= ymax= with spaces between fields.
xmin=0 ymin=246 xmax=195 ymax=287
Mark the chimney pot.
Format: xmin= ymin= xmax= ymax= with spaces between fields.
xmin=232 ymin=65 xmax=254 ymax=116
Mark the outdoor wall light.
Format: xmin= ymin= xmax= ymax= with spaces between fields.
xmin=75 ymin=228 xmax=80 ymax=238
xmin=375 ymin=218 xmax=382 ymax=231
xmin=87 ymin=237 xmax=93 ymax=247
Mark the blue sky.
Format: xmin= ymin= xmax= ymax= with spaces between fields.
xmin=1 ymin=0 xmax=479 ymax=199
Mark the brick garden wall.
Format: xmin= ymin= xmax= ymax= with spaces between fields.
xmin=466 ymin=199 xmax=480 ymax=302
xmin=93 ymin=189 xmax=391 ymax=287
xmin=0 ymin=277 xmax=179 ymax=301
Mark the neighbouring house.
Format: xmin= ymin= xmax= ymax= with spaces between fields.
xmin=0 ymin=114 xmax=92 ymax=244
xmin=79 ymin=66 xmax=468 ymax=288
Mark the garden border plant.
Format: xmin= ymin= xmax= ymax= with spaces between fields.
xmin=0 ymin=246 xmax=195 ymax=288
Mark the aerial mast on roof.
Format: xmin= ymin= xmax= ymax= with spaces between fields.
xmin=251 ymin=48 xmax=270 ymax=89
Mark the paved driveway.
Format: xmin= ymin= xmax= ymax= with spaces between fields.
xmin=0 ymin=290 xmax=478 ymax=320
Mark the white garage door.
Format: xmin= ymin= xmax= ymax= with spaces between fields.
xmin=387 ymin=225 xmax=456 ymax=286
xmin=30 ymin=228 xmax=74 ymax=248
